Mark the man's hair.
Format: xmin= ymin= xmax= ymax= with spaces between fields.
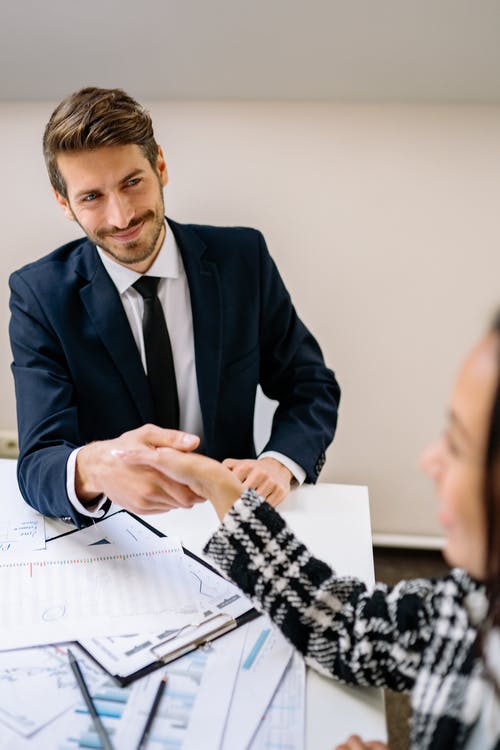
xmin=43 ymin=87 xmax=159 ymax=198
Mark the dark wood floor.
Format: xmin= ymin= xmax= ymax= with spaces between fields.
xmin=372 ymin=548 xmax=450 ymax=750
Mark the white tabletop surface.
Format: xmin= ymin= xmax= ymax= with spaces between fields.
xmin=0 ymin=458 xmax=387 ymax=748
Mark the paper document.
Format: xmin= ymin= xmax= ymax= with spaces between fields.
xmin=113 ymin=626 xmax=247 ymax=750
xmin=0 ymin=674 xmax=135 ymax=750
xmin=249 ymin=650 xmax=306 ymax=750
xmin=80 ymin=544 xmax=254 ymax=680
xmin=0 ymin=514 xmax=200 ymax=650
xmin=2 ymin=627 xmax=246 ymax=750
xmin=0 ymin=511 xmax=45 ymax=552
xmin=0 ymin=643 xmax=106 ymax=742
xmin=221 ymin=615 xmax=294 ymax=750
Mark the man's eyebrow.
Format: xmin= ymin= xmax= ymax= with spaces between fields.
xmin=448 ymin=410 xmax=472 ymax=444
xmin=119 ymin=168 xmax=145 ymax=184
xmin=73 ymin=169 xmax=146 ymax=199
xmin=74 ymin=185 xmax=100 ymax=200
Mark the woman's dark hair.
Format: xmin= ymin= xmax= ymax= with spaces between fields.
xmin=477 ymin=310 xmax=500 ymax=697
xmin=485 ymin=310 xmax=500 ymax=624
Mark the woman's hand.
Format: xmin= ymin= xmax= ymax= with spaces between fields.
xmin=116 ymin=446 xmax=243 ymax=520
xmin=336 ymin=736 xmax=389 ymax=750
xmin=75 ymin=425 xmax=203 ymax=513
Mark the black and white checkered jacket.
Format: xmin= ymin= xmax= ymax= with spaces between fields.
xmin=205 ymin=490 xmax=498 ymax=750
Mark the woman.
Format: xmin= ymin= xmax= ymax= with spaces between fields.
xmin=120 ymin=315 xmax=500 ymax=749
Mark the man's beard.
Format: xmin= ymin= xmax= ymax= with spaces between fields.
xmin=70 ymin=187 xmax=166 ymax=267
xmin=92 ymin=208 xmax=166 ymax=266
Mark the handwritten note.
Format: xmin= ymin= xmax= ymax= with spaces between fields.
xmin=0 ymin=513 xmax=45 ymax=552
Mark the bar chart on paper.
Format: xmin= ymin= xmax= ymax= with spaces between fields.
xmin=249 ymin=651 xmax=306 ymax=750
xmin=112 ymin=627 xmax=248 ymax=750
xmin=0 ymin=644 xmax=104 ymax=738
xmin=221 ymin=617 xmax=294 ymax=750
xmin=59 ymin=681 xmax=131 ymax=750
xmin=0 ymin=654 xmax=213 ymax=750
xmin=0 ymin=673 xmax=133 ymax=749
xmin=136 ymin=651 xmax=208 ymax=750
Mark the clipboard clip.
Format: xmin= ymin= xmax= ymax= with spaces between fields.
xmin=150 ymin=612 xmax=236 ymax=663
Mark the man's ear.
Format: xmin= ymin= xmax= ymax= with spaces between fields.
xmin=53 ymin=189 xmax=75 ymax=221
xmin=156 ymin=146 xmax=169 ymax=188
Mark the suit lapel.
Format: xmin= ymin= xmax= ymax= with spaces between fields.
xmin=75 ymin=242 xmax=154 ymax=423
xmin=169 ymin=220 xmax=222 ymax=451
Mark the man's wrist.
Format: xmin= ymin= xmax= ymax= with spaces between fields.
xmin=258 ymin=451 xmax=306 ymax=485
xmin=258 ymin=456 xmax=292 ymax=481
xmin=67 ymin=447 xmax=109 ymax=518
xmin=75 ymin=441 xmax=105 ymax=502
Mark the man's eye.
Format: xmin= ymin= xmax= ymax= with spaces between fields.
xmin=83 ymin=193 xmax=98 ymax=202
xmin=126 ymin=178 xmax=141 ymax=187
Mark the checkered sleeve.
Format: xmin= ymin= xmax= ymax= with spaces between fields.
xmin=204 ymin=490 xmax=442 ymax=691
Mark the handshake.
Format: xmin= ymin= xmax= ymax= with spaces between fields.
xmin=75 ymin=424 xmax=293 ymax=518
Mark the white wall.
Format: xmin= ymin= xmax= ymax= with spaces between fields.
xmin=1 ymin=101 xmax=499 ymax=537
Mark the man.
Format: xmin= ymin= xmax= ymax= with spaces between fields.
xmin=9 ymin=87 xmax=340 ymax=527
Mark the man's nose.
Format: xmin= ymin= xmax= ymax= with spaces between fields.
xmin=106 ymin=192 xmax=134 ymax=229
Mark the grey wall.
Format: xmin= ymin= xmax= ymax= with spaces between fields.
xmin=2 ymin=100 xmax=499 ymax=538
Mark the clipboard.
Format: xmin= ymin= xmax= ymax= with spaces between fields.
xmin=48 ymin=509 xmax=259 ymax=686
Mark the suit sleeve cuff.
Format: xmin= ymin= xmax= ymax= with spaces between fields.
xmin=258 ymin=451 xmax=306 ymax=485
xmin=66 ymin=447 xmax=110 ymax=518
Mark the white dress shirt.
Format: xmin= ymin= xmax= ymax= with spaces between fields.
xmin=67 ymin=223 xmax=304 ymax=518
xmin=97 ymin=226 xmax=203 ymax=439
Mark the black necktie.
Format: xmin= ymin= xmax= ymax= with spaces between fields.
xmin=132 ymin=276 xmax=179 ymax=429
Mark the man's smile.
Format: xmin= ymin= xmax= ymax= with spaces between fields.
xmin=107 ymin=220 xmax=145 ymax=243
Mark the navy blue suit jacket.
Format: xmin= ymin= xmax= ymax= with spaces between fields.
xmin=9 ymin=219 xmax=340 ymax=525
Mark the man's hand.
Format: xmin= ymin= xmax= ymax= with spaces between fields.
xmin=336 ymin=736 xmax=389 ymax=750
xmin=222 ymin=457 xmax=293 ymax=506
xmin=75 ymin=424 xmax=203 ymax=514
xmin=115 ymin=447 xmax=243 ymax=521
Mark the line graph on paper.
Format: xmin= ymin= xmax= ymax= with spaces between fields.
xmin=0 ymin=645 xmax=105 ymax=738
xmin=0 ymin=649 xmax=72 ymax=690
xmin=185 ymin=555 xmax=245 ymax=613
xmin=0 ymin=539 xmax=202 ymax=650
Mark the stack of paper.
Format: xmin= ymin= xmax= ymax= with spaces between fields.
xmin=0 ymin=511 xmax=306 ymax=749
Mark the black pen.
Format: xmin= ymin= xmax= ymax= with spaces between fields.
xmin=68 ymin=648 xmax=114 ymax=750
xmin=137 ymin=674 xmax=168 ymax=750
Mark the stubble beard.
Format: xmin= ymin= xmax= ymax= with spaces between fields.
xmin=70 ymin=188 xmax=166 ymax=267
xmin=94 ymin=208 xmax=166 ymax=267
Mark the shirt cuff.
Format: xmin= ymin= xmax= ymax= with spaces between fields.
xmin=258 ymin=451 xmax=306 ymax=485
xmin=66 ymin=447 xmax=110 ymax=518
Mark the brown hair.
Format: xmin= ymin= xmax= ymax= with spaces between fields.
xmin=43 ymin=87 xmax=159 ymax=198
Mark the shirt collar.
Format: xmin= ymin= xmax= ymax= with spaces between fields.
xmin=96 ymin=222 xmax=180 ymax=295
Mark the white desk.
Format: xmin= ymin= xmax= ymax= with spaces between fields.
xmin=0 ymin=458 xmax=387 ymax=748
